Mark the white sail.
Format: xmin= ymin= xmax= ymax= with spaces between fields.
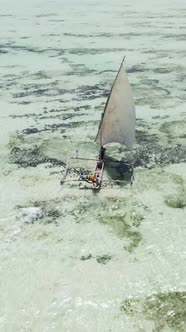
xmin=95 ymin=61 xmax=135 ymax=150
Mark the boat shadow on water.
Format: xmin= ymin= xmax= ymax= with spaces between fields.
xmin=104 ymin=155 xmax=134 ymax=186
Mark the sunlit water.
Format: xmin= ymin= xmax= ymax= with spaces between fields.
xmin=0 ymin=0 xmax=186 ymax=331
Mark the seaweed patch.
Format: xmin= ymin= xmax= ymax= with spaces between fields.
xmin=164 ymin=192 xmax=186 ymax=209
xmin=96 ymin=254 xmax=112 ymax=264
xmin=99 ymin=213 xmax=143 ymax=252
xmin=120 ymin=291 xmax=186 ymax=332
xmin=9 ymin=143 xmax=65 ymax=168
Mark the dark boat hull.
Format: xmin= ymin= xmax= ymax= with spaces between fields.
xmin=92 ymin=161 xmax=104 ymax=190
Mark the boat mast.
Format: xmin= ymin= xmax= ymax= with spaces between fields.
xmin=97 ymin=56 xmax=126 ymax=158
xmin=99 ymin=146 xmax=105 ymax=160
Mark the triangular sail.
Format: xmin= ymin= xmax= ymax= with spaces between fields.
xmin=95 ymin=61 xmax=135 ymax=150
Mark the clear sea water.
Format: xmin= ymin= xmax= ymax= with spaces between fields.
xmin=0 ymin=0 xmax=186 ymax=331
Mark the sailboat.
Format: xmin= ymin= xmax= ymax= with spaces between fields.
xmin=92 ymin=57 xmax=136 ymax=189
xmin=60 ymin=58 xmax=135 ymax=189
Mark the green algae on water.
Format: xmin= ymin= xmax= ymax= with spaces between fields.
xmin=99 ymin=213 xmax=143 ymax=252
xmin=124 ymin=231 xmax=142 ymax=253
xmin=171 ymin=174 xmax=184 ymax=186
xmin=7 ymin=132 xmax=25 ymax=149
xmin=164 ymin=192 xmax=186 ymax=209
xmin=96 ymin=254 xmax=112 ymax=264
xmin=159 ymin=120 xmax=186 ymax=140
xmin=120 ymin=297 xmax=141 ymax=316
xmin=143 ymin=292 xmax=186 ymax=331
xmin=46 ymin=208 xmax=61 ymax=221
xmin=164 ymin=174 xmax=186 ymax=208
xmin=120 ymin=291 xmax=186 ymax=332
xmin=81 ymin=253 xmax=92 ymax=261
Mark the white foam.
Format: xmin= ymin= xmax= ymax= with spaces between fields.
xmin=22 ymin=207 xmax=43 ymax=223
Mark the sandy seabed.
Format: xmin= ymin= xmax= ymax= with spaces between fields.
xmin=0 ymin=0 xmax=186 ymax=331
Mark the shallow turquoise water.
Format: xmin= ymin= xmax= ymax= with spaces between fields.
xmin=0 ymin=0 xmax=186 ymax=331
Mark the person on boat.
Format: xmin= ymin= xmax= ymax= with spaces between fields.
xmin=79 ymin=170 xmax=88 ymax=181
xmin=97 ymin=161 xmax=102 ymax=169
xmin=88 ymin=173 xmax=95 ymax=182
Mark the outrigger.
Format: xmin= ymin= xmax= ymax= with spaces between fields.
xmin=60 ymin=57 xmax=135 ymax=190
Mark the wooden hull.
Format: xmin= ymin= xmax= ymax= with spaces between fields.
xmin=92 ymin=161 xmax=104 ymax=190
